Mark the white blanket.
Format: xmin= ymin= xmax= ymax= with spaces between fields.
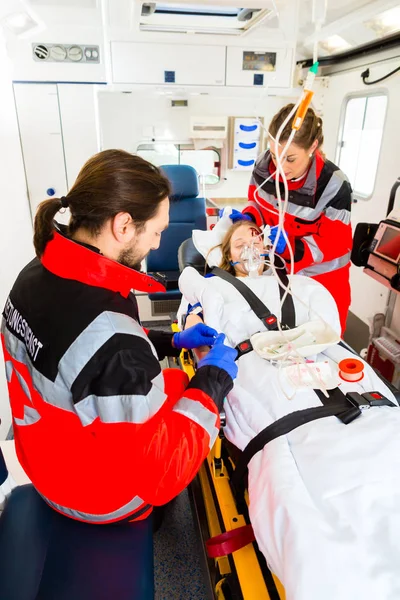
xmin=178 ymin=267 xmax=400 ymax=600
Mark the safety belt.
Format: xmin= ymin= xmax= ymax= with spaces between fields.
xmin=212 ymin=266 xmax=295 ymax=359
xmin=231 ymin=386 xmax=397 ymax=497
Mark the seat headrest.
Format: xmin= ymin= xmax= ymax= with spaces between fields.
xmin=178 ymin=238 xmax=208 ymax=274
xmin=161 ymin=165 xmax=199 ymax=200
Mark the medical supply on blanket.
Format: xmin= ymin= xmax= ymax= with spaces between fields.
xmin=283 ymin=360 xmax=339 ymax=391
xmin=338 ymin=358 xmax=365 ymax=382
xmin=251 ymin=321 xmax=340 ymax=360
xmin=262 ymin=330 xmax=316 ymax=355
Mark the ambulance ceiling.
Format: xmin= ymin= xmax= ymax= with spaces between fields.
xmin=2 ymin=0 xmax=400 ymax=59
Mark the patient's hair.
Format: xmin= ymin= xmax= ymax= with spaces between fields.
xmin=207 ymin=221 xmax=263 ymax=276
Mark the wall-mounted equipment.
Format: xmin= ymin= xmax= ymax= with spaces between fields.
xmin=190 ymin=116 xmax=228 ymax=140
xmin=226 ymin=46 xmax=293 ymax=88
xmin=32 ymin=44 xmax=100 ymax=64
xmin=366 ymin=216 xmax=400 ymax=293
xmin=171 ymin=99 xmax=188 ymax=107
xmin=352 ymin=180 xmax=400 ymax=295
xmin=228 ymin=117 xmax=265 ymax=171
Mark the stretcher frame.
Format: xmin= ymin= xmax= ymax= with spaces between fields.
xmin=171 ymin=323 xmax=286 ymax=600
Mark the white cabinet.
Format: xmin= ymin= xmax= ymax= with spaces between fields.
xmin=57 ymin=85 xmax=99 ymax=185
xmin=14 ymin=83 xmax=68 ymax=219
xmin=13 ymin=83 xmax=100 ymax=222
xmin=226 ymin=46 xmax=294 ymax=88
xmin=111 ymin=42 xmax=226 ymax=86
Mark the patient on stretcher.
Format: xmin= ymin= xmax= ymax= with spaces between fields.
xmin=182 ymin=220 xmax=273 ymax=357
xmin=178 ymin=214 xmax=400 ymax=600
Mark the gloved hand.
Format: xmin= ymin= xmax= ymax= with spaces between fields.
xmin=173 ymin=323 xmax=218 ymax=350
xmin=198 ymin=334 xmax=238 ymax=381
xmin=219 ymin=208 xmax=253 ymax=223
xmin=268 ymin=226 xmax=288 ymax=254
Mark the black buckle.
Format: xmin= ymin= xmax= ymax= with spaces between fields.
xmin=262 ymin=314 xmax=278 ymax=330
xmin=236 ymin=339 xmax=253 ymax=360
xmin=346 ymin=392 xmax=370 ymax=411
xmin=361 ymin=391 xmax=396 ymax=408
xmin=346 ymin=391 xmax=396 ymax=411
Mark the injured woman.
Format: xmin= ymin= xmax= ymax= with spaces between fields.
xmin=178 ymin=209 xmax=400 ymax=600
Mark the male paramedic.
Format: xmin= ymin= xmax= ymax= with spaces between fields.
xmin=1 ymin=149 xmax=237 ymax=524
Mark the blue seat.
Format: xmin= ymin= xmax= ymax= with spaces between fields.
xmin=0 ymin=484 xmax=154 ymax=600
xmin=147 ymin=164 xmax=207 ymax=302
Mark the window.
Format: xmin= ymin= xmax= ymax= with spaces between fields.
xmin=136 ymin=143 xmax=221 ymax=185
xmin=336 ymin=93 xmax=387 ymax=198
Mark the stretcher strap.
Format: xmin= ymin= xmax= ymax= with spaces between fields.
xmin=231 ymin=395 xmax=361 ymax=495
xmin=212 ymin=266 xmax=295 ymax=331
xmin=206 ymin=524 xmax=256 ymax=558
xmin=314 ymin=388 xmax=363 ymax=424
xmin=276 ymin=262 xmax=296 ymax=330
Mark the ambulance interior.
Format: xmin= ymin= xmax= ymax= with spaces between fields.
xmin=0 ymin=0 xmax=400 ymax=598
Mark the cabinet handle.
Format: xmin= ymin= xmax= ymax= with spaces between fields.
xmin=238 ymin=142 xmax=257 ymax=150
xmin=239 ymin=124 xmax=258 ymax=132
xmin=237 ymin=159 xmax=255 ymax=167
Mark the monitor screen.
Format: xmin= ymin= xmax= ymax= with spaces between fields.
xmin=242 ymin=51 xmax=276 ymax=72
xmin=376 ymin=225 xmax=400 ymax=262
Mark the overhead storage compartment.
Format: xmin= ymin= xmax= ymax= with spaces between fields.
xmin=111 ymin=42 xmax=226 ymax=86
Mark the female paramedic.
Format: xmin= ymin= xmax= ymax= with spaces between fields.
xmin=0 ymin=149 xmax=237 ymax=525
xmin=234 ymin=104 xmax=353 ymax=335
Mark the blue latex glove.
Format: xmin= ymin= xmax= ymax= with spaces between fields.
xmin=269 ymin=226 xmax=288 ymax=254
xmin=219 ymin=208 xmax=252 ymax=223
xmin=198 ymin=334 xmax=238 ymax=380
xmin=173 ymin=323 xmax=218 ymax=350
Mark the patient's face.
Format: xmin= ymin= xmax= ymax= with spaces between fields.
xmin=230 ymin=224 xmax=264 ymax=276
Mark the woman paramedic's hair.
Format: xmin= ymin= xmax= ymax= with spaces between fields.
xmin=33 ymin=149 xmax=171 ymax=258
xmin=269 ymin=103 xmax=324 ymax=151
xmin=207 ymin=221 xmax=263 ymax=276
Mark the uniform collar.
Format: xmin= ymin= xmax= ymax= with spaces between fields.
xmin=41 ymin=226 xmax=166 ymax=297
xmin=254 ymin=150 xmax=325 ymax=205
xmin=257 ymin=150 xmax=325 ymax=192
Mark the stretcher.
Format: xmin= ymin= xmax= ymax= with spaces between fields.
xmin=174 ymin=245 xmax=400 ymax=600
xmin=172 ymin=326 xmax=286 ymax=600
xmin=175 ymin=340 xmax=400 ymax=600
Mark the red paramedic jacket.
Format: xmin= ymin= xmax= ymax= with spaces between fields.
xmin=245 ymin=151 xmax=353 ymax=334
xmin=1 ymin=227 xmax=232 ymax=524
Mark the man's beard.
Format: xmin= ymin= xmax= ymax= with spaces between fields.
xmin=118 ymin=245 xmax=146 ymax=272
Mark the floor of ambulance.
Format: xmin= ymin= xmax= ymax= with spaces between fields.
xmin=154 ymin=489 xmax=208 ymax=599
xmin=152 ymin=320 xmax=208 ymax=599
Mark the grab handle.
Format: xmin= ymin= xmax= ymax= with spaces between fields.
xmin=238 ymin=142 xmax=257 ymax=150
xmin=239 ymin=124 xmax=258 ymax=132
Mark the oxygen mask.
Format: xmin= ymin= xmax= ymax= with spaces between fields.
xmin=240 ymin=242 xmax=263 ymax=277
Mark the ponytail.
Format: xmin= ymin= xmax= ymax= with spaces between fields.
xmin=33 ymin=197 xmax=64 ymax=258
xmin=269 ymin=104 xmax=324 ymax=152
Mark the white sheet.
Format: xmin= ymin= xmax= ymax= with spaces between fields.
xmin=178 ymin=267 xmax=400 ymax=600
